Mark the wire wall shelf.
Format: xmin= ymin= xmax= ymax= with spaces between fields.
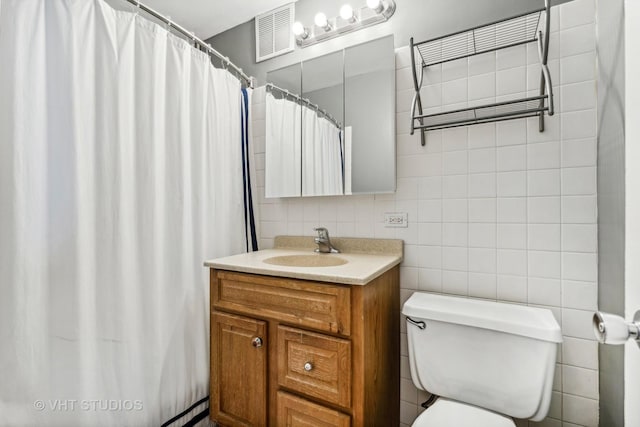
xmin=416 ymin=10 xmax=543 ymax=68
xmin=415 ymin=95 xmax=549 ymax=131
xmin=409 ymin=0 xmax=554 ymax=145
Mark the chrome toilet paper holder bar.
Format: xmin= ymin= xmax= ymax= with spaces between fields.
xmin=593 ymin=310 xmax=640 ymax=348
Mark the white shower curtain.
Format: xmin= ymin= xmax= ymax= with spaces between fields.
xmin=0 ymin=0 xmax=246 ymax=426
xmin=265 ymin=91 xmax=302 ymax=198
xmin=301 ymin=105 xmax=343 ymax=197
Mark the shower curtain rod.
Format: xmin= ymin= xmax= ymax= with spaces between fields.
xmin=123 ymin=0 xmax=253 ymax=88
xmin=266 ymin=83 xmax=342 ymax=129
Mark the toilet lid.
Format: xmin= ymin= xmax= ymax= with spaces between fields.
xmin=412 ymin=398 xmax=516 ymax=427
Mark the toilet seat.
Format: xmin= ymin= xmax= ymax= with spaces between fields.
xmin=412 ymin=397 xmax=516 ymax=427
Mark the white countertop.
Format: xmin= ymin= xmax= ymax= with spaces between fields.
xmin=204 ymin=247 xmax=403 ymax=285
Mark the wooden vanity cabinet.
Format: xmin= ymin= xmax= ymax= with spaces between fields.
xmin=211 ymin=312 xmax=268 ymax=426
xmin=209 ymin=267 xmax=400 ymax=427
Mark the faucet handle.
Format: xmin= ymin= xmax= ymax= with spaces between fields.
xmin=313 ymin=227 xmax=329 ymax=239
xmin=312 ymin=227 xmax=340 ymax=254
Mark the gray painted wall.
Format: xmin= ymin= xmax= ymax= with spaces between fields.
xmin=207 ymin=0 xmax=572 ymax=85
xmin=304 ymin=85 xmax=343 ymax=123
xmin=596 ymin=0 xmax=626 ymax=425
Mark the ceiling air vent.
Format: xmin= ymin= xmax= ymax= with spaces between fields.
xmin=255 ymin=3 xmax=295 ymax=63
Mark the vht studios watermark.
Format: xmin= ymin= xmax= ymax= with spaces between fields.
xmin=33 ymin=399 xmax=143 ymax=412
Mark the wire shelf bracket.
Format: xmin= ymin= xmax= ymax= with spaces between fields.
xmin=409 ymin=0 xmax=554 ymax=146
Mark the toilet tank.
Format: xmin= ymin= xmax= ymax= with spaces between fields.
xmin=402 ymin=293 xmax=562 ymax=421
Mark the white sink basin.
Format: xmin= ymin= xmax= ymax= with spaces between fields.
xmin=262 ymin=254 xmax=348 ymax=268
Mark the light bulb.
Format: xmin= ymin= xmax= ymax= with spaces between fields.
xmin=314 ymin=12 xmax=328 ymax=28
xmin=292 ymin=21 xmax=306 ymax=36
xmin=366 ymin=0 xmax=384 ymax=13
xmin=340 ymin=4 xmax=355 ymax=22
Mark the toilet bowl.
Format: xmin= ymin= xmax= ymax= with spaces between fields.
xmin=402 ymin=292 xmax=562 ymax=426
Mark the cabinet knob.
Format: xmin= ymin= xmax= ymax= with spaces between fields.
xmin=304 ymin=362 xmax=313 ymax=372
xmin=251 ymin=337 xmax=263 ymax=348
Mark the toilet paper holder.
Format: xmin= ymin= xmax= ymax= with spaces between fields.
xmin=593 ymin=310 xmax=640 ymax=347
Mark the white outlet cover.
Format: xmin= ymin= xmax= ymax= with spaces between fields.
xmin=384 ymin=212 xmax=408 ymax=228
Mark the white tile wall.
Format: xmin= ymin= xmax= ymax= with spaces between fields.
xmin=250 ymin=1 xmax=598 ymax=425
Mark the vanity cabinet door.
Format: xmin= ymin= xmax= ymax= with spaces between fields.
xmin=277 ymin=391 xmax=351 ymax=427
xmin=211 ymin=312 xmax=267 ymax=426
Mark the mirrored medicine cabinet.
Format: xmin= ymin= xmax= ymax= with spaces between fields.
xmin=264 ymin=35 xmax=395 ymax=198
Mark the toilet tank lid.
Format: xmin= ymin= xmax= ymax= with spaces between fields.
xmin=402 ymin=293 xmax=562 ymax=343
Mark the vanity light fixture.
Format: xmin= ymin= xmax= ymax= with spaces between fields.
xmin=314 ymin=12 xmax=332 ymax=31
xmin=293 ymin=0 xmax=396 ymax=48
xmin=339 ymin=4 xmax=357 ymax=23
xmin=292 ymin=21 xmax=309 ymax=42
xmin=366 ymin=0 xmax=384 ymax=14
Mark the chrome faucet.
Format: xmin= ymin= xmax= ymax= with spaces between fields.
xmin=314 ymin=227 xmax=340 ymax=253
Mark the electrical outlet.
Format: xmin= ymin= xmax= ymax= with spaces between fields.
xmin=384 ymin=212 xmax=408 ymax=228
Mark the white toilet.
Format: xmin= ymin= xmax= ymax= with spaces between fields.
xmin=402 ymin=292 xmax=562 ymax=427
